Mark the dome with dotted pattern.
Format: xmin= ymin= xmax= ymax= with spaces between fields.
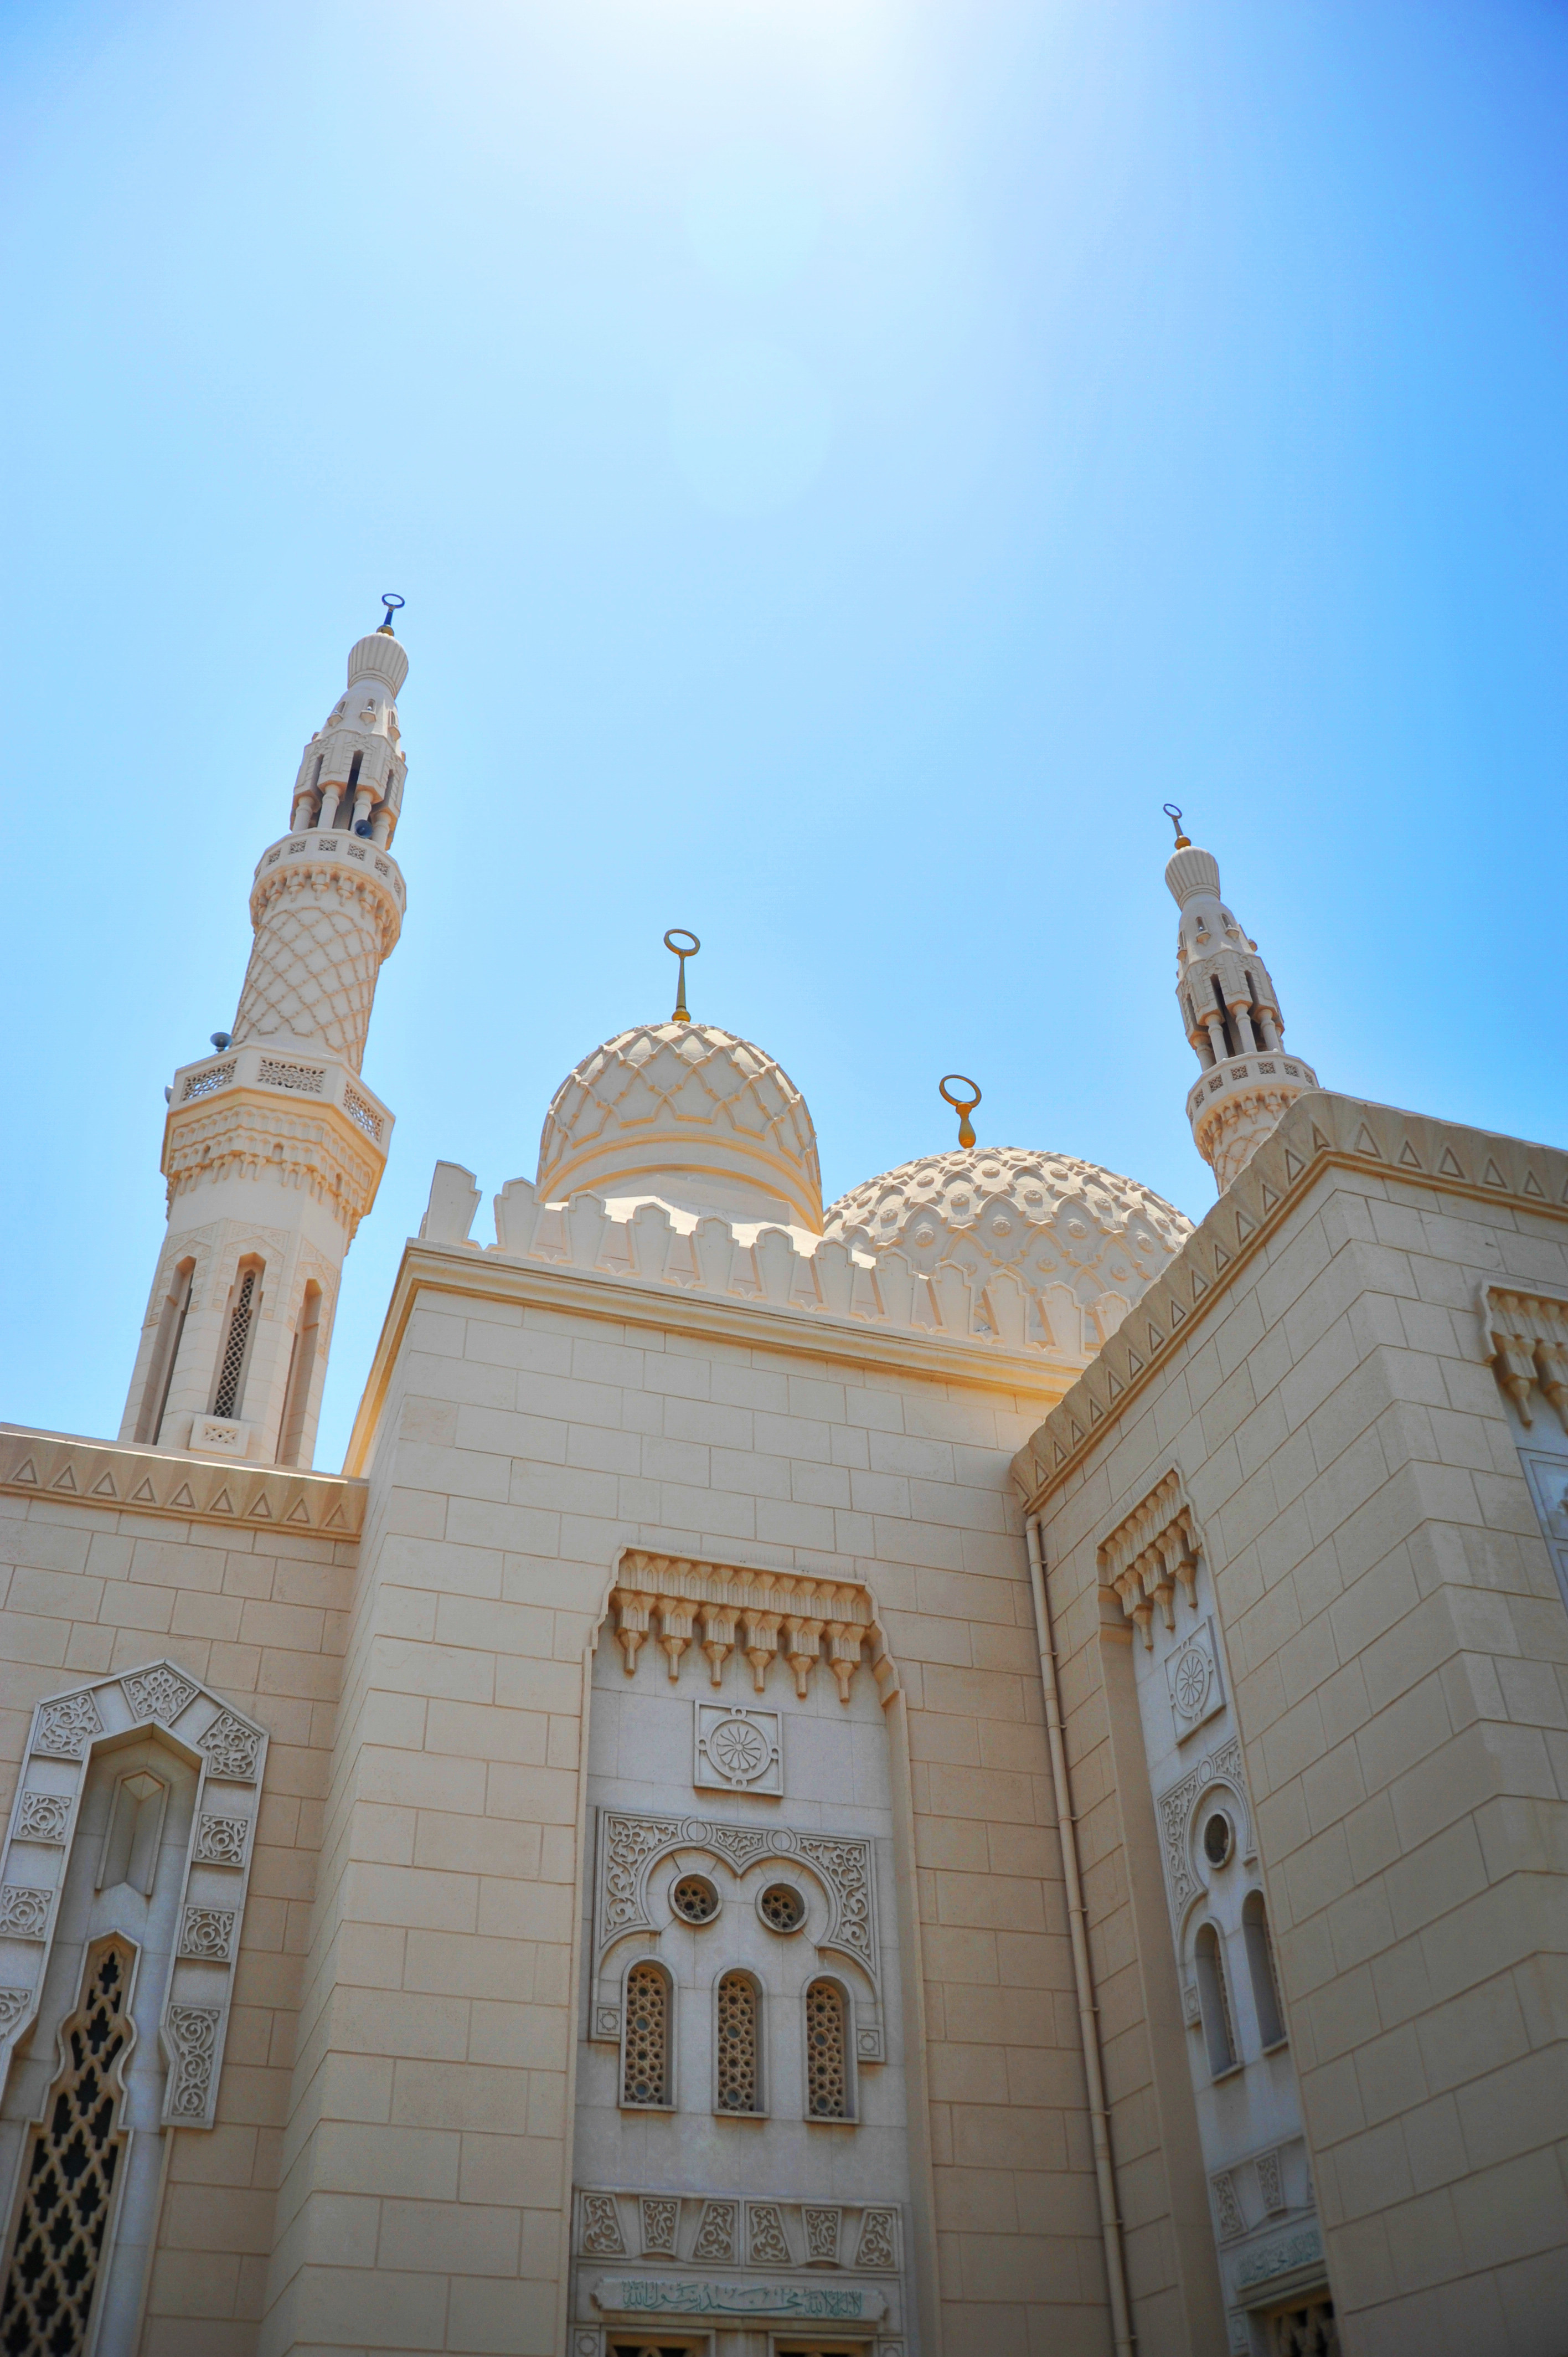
xmin=823 ymin=1144 xmax=1190 ymax=1308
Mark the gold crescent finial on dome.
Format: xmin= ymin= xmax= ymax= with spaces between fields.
xmin=1164 ymin=801 xmax=1191 ymax=849
xmin=939 ymin=1074 xmax=982 ymax=1149
xmin=664 ymin=929 xmax=700 ymax=1023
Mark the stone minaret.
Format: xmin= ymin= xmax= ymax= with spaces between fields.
xmin=1167 ymin=818 xmax=1318 ymax=1193
xmin=119 ymin=613 xmax=410 ymax=1468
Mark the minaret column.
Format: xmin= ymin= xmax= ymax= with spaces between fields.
xmin=1165 ymin=819 xmax=1319 ymax=1193
xmin=119 ymin=614 xmax=410 ymax=1468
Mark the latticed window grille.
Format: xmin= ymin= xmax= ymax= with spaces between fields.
xmin=622 ymin=1963 xmax=670 ymax=2107
xmin=715 ymin=1972 xmax=760 ymax=2113
xmin=759 ymin=1882 xmax=804 ymax=1932
xmin=804 ymin=1978 xmax=849 ymax=2119
xmin=0 ymin=1937 xmax=135 ymax=2357
xmin=212 ymin=1268 xmax=257 ymax=1419
xmin=1267 ymin=2300 xmax=1338 ymax=2356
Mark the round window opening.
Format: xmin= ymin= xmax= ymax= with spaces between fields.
xmin=670 ymin=1873 xmax=719 ymax=1924
xmin=758 ymin=1882 xmax=806 ymax=1933
xmin=1202 ymin=1810 xmax=1235 ymax=1869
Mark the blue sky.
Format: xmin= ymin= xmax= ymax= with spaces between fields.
xmin=2 ymin=0 xmax=1565 ymax=1471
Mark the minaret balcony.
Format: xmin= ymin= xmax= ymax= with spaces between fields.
xmin=249 ymin=827 xmax=406 ymax=923
xmin=159 ymin=1043 xmax=395 ymax=1237
xmin=1187 ymin=1049 xmax=1318 ymax=1136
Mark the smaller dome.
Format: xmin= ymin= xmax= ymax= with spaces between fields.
xmin=537 ymin=1021 xmax=823 ymax=1232
xmin=823 ymin=1145 xmax=1189 ymax=1306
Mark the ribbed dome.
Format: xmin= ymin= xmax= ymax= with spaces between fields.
xmin=536 ymin=1021 xmax=823 ymax=1232
xmin=823 ymin=1145 xmax=1189 ymax=1301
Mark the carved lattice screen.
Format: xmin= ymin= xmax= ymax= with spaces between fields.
xmin=804 ymin=1978 xmax=848 ymax=2119
xmin=0 ymin=1937 xmax=136 ymax=2357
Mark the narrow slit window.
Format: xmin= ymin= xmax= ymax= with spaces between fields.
xmin=804 ymin=1979 xmax=849 ymax=2120
xmin=1195 ymin=1922 xmax=1238 ymax=2076
xmin=276 ymin=1282 xmax=322 ymax=1467
xmin=138 ymin=1257 xmax=194 ymax=1444
xmin=715 ymin=1972 xmax=760 ymax=2114
xmin=1210 ymin=975 xmax=1239 ymax=1058
xmin=1244 ymin=1890 xmax=1287 ymax=2049
xmin=622 ymin=1962 xmax=670 ymax=2107
xmin=212 ymin=1262 xmax=261 ymax=1421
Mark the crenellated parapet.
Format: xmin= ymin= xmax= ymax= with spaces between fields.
xmin=411 ymin=1137 xmax=1188 ymax=1367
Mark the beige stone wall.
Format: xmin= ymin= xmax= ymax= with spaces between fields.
xmin=1021 ymin=1094 xmax=1568 ymax=2357
xmin=268 ymin=1249 xmax=1112 ymax=2357
xmin=0 ymin=1438 xmax=358 ymax=2356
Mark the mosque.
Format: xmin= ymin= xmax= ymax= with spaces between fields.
xmin=1 ymin=614 xmax=1565 ymax=2357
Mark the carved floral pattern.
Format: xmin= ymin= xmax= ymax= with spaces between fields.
xmin=197 ymin=1711 xmax=262 ymax=1782
xmin=855 ymin=2208 xmax=898 ymax=2269
xmin=0 ymin=1887 xmax=51 ymax=1939
xmin=580 ymin=2193 xmax=626 ymax=2257
xmin=16 ymin=1794 xmax=70 ymax=1844
xmin=1157 ymin=1736 xmax=1246 ymax=1934
xmin=1211 ymin=2169 xmax=1246 ymax=2241
xmin=747 ymin=2203 xmax=791 ymax=2265
xmin=193 ymin=1815 xmax=250 ymax=1867
xmin=596 ymin=1810 xmax=878 ymax=1993
xmin=692 ymin=2201 xmax=737 ymax=2263
xmin=178 ymin=1906 xmax=236 ymax=1962
xmin=803 ymin=2206 xmax=840 ymax=2262
xmin=121 ymin=1666 xmax=199 ymax=1725
xmin=165 ymin=2006 xmax=220 ymax=2120
xmin=640 ymin=2196 xmax=678 ymax=2256
xmin=33 ymin=1691 xmax=101 ymax=1761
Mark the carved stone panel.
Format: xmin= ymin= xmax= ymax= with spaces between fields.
xmin=1165 ymin=1617 xmax=1225 ymax=1742
xmin=694 ymin=1703 xmax=782 ymax=1796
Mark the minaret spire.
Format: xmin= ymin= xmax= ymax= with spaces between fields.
xmin=119 ymin=612 xmax=411 ymax=1468
xmin=1165 ymin=811 xmax=1318 ymax=1192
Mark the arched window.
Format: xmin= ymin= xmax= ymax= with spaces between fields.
xmin=277 ymin=1282 xmax=322 ymax=1467
xmin=1244 ymin=1890 xmax=1287 ymax=2050
xmin=621 ymin=1962 xmax=671 ymax=2108
xmin=715 ymin=1971 xmax=761 ymax=2115
xmin=1194 ymin=1923 xmax=1237 ymax=2077
xmin=804 ymin=1979 xmax=850 ymax=2121
xmin=211 ymin=1258 xmax=262 ymax=1421
xmin=136 ymin=1256 xmax=194 ymax=1444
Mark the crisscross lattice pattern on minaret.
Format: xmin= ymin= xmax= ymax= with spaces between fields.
xmin=233 ymin=874 xmax=388 ymax=1070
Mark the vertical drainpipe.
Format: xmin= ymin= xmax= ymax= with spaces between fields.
xmin=1025 ymin=1513 xmax=1136 ymax=2357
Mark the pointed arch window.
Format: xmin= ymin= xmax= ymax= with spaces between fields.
xmin=715 ymin=1971 xmax=761 ymax=2115
xmin=1244 ymin=1890 xmax=1287 ymax=2050
xmin=1194 ymin=1922 xmax=1238 ymax=2077
xmin=621 ymin=1962 xmax=671 ymax=2108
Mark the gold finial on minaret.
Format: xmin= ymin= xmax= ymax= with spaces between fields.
xmin=940 ymin=1074 xmax=981 ymax=1150
xmin=378 ymin=593 xmax=404 ymax=637
xmin=1164 ymin=801 xmax=1191 ymax=850
xmin=665 ymin=928 xmax=700 ymax=1023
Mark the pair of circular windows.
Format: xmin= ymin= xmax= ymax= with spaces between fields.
xmin=669 ymin=1874 xmax=806 ymax=1934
